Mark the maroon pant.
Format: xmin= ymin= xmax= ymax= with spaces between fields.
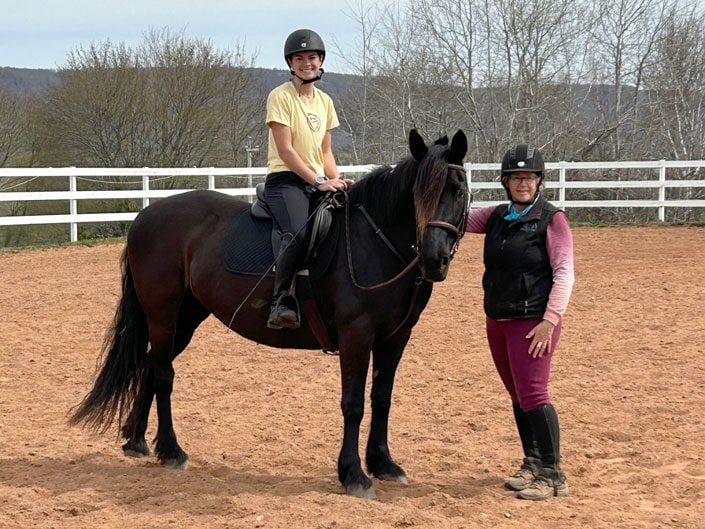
xmin=485 ymin=317 xmax=562 ymax=411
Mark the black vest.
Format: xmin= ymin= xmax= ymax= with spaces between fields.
xmin=482 ymin=197 xmax=559 ymax=319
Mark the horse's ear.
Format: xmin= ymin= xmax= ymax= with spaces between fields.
xmin=409 ymin=129 xmax=428 ymax=162
xmin=450 ymin=130 xmax=468 ymax=163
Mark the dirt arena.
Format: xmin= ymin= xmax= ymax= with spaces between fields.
xmin=0 ymin=225 xmax=703 ymax=529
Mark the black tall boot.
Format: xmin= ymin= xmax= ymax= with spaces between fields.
xmin=267 ymin=234 xmax=301 ymax=330
xmin=504 ymin=403 xmax=541 ymax=491
xmin=517 ymin=403 xmax=569 ymax=500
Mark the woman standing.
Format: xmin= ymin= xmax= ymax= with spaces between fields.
xmin=465 ymin=144 xmax=575 ymax=500
xmin=264 ymin=29 xmax=353 ymax=330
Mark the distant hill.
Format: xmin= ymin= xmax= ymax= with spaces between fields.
xmin=0 ymin=66 xmax=356 ymax=102
xmin=0 ymin=67 xmax=59 ymax=95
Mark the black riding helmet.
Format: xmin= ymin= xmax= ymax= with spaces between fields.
xmin=284 ymin=29 xmax=326 ymax=84
xmin=500 ymin=144 xmax=545 ymax=205
xmin=284 ymin=29 xmax=326 ymax=63
xmin=501 ymin=144 xmax=544 ymax=175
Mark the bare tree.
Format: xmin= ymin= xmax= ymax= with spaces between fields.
xmin=641 ymin=6 xmax=705 ymax=221
xmin=588 ymin=0 xmax=677 ymax=159
xmin=644 ymin=7 xmax=705 ymax=160
xmin=332 ymin=0 xmax=382 ymax=164
xmin=36 ymin=28 xmax=263 ymax=169
xmin=487 ymin=0 xmax=594 ymax=154
xmin=0 ymin=87 xmax=28 ymax=169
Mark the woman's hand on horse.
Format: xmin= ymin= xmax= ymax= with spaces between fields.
xmin=319 ymin=178 xmax=353 ymax=192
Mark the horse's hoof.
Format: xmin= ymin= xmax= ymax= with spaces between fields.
xmin=123 ymin=448 xmax=149 ymax=458
xmin=377 ymin=472 xmax=408 ymax=484
xmin=345 ymin=483 xmax=377 ymax=499
xmin=122 ymin=439 xmax=150 ymax=458
xmin=162 ymin=457 xmax=189 ymax=470
xmin=160 ymin=449 xmax=189 ymax=470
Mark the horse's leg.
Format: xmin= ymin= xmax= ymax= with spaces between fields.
xmin=122 ymin=298 xmax=209 ymax=458
xmin=337 ymin=333 xmax=375 ymax=499
xmin=148 ymin=322 xmax=189 ymax=469
xmin=121 ymin=360 xmax=153 ymax=457
xmin=366 ymin=332 xmax=411 ymax=483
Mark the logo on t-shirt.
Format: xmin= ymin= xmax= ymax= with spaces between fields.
xmin=307 ymin=113 xmax=321 ymax=132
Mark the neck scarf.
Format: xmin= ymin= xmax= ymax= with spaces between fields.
xmin=504 ymin=193 xmax=541 ymax=221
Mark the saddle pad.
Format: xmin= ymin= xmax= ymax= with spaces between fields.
xmin=223 ymin=210 xmax=275 ymax=276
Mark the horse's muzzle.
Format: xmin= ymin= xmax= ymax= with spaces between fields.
xmin=419 ymin=252 xmax=451 ymax=282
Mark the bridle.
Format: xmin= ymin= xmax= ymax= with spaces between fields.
xmin=345 ymin=162 xmax=469 ymax=291
xmin=421 ymin=163 xmax=469 ymax=259
xmin=343 ymin=160 xmax=469 ymax=346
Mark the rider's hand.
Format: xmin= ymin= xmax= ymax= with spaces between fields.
xmin=318 ymin=178 xmax=353 ymax=192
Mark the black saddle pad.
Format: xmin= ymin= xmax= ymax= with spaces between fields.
xmin=222 ymin=208 xmax=340 ymax=280
xmin=223 ymin=210 xmax=275 ymax=276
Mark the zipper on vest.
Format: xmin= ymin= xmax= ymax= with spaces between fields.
xmin=524 ymin=300 xmax=529 ymax=314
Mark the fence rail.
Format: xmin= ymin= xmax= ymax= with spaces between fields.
xmin=1 ymin=161 xmax=705 ymax=242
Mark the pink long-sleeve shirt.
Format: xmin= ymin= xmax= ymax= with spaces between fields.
xmin=465 ymin=206 xmax=575 ymax=326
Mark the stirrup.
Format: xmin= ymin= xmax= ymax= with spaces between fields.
xmin=267 ymin=293 xmax=300 ymax=330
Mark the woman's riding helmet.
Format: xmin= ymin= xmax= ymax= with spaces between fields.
xmin=501 ymin=144 xmax=544 ymax=176
xmin=500 ymin=144 xmax=545 ymax=204
xmin=284 ymin=29 xmax=326 ymax=64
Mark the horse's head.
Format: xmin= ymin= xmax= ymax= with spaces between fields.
xmin=409 ymin=129 xmax=469 ymax=282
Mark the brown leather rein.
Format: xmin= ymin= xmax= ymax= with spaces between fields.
xmin=345 ymin=162 xmax=468 ymax=291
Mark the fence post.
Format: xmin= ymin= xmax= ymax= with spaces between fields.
xmin=466 ymin=163 xmax=473 ymax=207
xmin=142 ymin=173 xmax=150 ymax=209
xmin=69 ymin=170 xmax=77 ymax=242
xmin=559 ymin=161 xmax=566 ymax=207
xmin=208 ymin=170 xmax=215 ymax=191
xmin=659 ymin=161 xmax=666 ymax=222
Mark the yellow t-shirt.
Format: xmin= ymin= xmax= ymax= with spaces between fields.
xmin=266 ymin=82 xmax=339 ymax=176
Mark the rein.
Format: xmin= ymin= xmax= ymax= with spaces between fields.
xmin=345 ymin=196 xmax=420 ymax=291
xmin=343 ymin=162 xmax=468 ymax=291
xmin=343 ymin=198 xmax=426 ymax=346
xmin=343 ymin=160 xmax=468 ymax=345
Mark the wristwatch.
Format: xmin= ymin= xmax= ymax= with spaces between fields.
xmin=313 ymin=175 xmax=328 ymax=187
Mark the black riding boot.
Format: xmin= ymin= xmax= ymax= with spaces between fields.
xmin=267 ymin=234 xmax=301 ymax=330
xmin=504 ymin=403 xmax=541 ymax=491
xmin=517 ymin=403 xmax=568 ymax=500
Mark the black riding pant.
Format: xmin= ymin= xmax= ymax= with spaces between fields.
xmin=264 ymin=171 xmax=312 ymax=249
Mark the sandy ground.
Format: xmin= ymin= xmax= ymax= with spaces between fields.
xmin=0 ymin=225 xmax=703 ymax=529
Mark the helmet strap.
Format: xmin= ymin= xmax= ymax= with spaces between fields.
xmin=288 ymin=67 xmax=324 ymax=84
xmin=511 ymin=196 xmax=537 ymax=206
xmin=297 ymin=68 xmax=324 ymax=84
xmin=513 ymin=189 xmax=542 ymax=207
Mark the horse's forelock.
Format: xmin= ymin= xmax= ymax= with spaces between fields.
xmin=349 ymin=144 xmax=448 ymax=238
xmin=413 ymin=147 xmax=448 ymax=239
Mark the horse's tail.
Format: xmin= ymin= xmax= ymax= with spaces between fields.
xmin=69 ymin=247 xmax=149 ymax=433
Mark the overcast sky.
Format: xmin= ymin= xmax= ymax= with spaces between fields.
xmin=2 ymin=0 xmax=365 ymax=72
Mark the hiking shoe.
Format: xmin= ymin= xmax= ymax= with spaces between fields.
xmin=267 ymin=299 xmax=299 ymax=330
xmin=504 ymin=457 xmax=540 ymax=491
xmin=505 ymin=467 xmax=537 ymax=491
xmin=516 ymin=472 xmax=569 ymax=500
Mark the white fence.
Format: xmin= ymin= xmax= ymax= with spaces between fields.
xmin=1 ymin=161 xmax=705 ymax=242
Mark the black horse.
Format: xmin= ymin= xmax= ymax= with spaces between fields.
xmin=70 ymin=129 xmax=469 ymax=499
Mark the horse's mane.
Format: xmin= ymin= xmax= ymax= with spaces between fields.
xmin=346 ymin=156 xmax=419 ymax=228
xmin=347 ymin=140 xmax=449 ymax=237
